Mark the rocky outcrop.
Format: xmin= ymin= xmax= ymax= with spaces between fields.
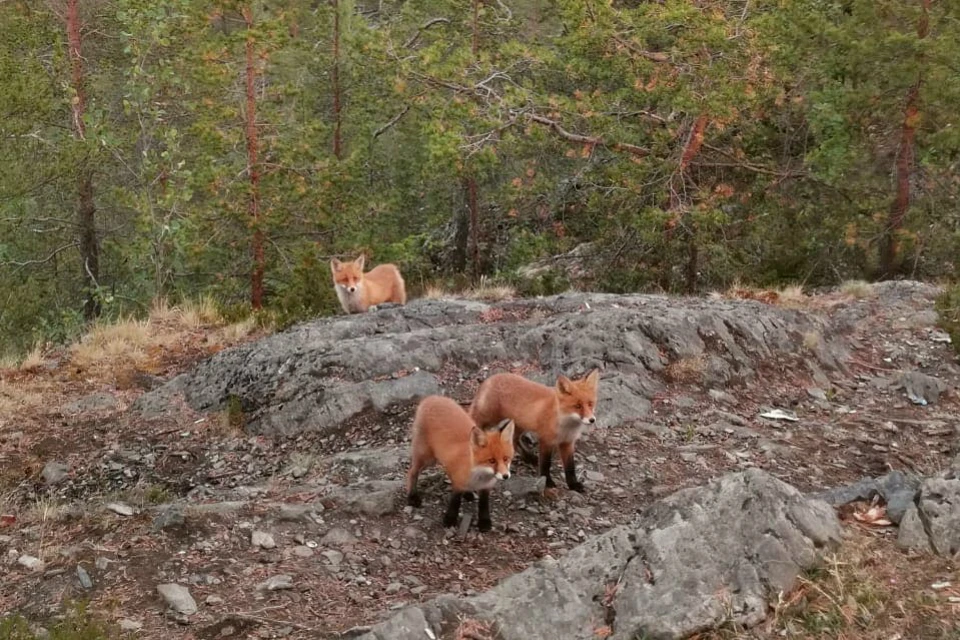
xmin=135 ymin=294 xmax=845 ymax=436
xmin=897 ymin=468 xmax=960 ymax=557
xmin=351 ymin=469 xmax=841 ymax=640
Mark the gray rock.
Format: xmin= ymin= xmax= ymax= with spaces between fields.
xmin=157 ymin=583 xmax=197 ymax=615
xmin=42 ymin=461 xmax=69 ymax=485
xmin=899 ymin=371 xmax=948 ymax=406
xmin=76 ymin=565 xmax=93 ymax=589
xmin=805 ymin=387 xmax=828 ymax=401
xmin=276 ymin=504 xmax=318 ymax=522
xmin=321 ymin=550 xmax=344 ymax=566
xmin=708 ymin=389 xmax=737 ymax=405
xmin=63 ymin=392 xmax=117 ymax=413
xmin=105 ymin=502 xmax=135 ymax=517
xmin=898 ymin=472 xmax=960 ymax=556
xmin=813 ymin=470 xmax=920 ymax=524
xmin=205 ymin=595 xmax=224 ymax=606
xmin=327 ymin=447 xmax=405 ymax=478
xmin=135 ymin=295 xmax=843 ymax=436
xmin=152 ymin=505 xmax=185 ymax=531
xmin=257 ymin=574 xmax=294 ymax=592
xmin=321 ymin=527 xmax=357 ymax=548
xmin=501 ymin=475 xmax=546 ymax=497
xmin=327 ymin=480 xmax=402 ymax=517
xmin=251 ymin=530 xmax=276 ymax=549
xmin=354 ymin=469 xmax=840 ymax=640
xmin=118 ymin=619 xmax=143 ymax=632
xmin=17 ymin=555 xmax=44 ymax=571
xmin=291 ymin=545 xmax=314 ymax=558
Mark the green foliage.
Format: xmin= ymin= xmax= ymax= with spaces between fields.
xmin=0 ymin=602 xmax=116 ymax=640
xmin=935 ymin=284 xmax=960 ymax=354
xmin=2 ymin=0 xmax=960 ymax=354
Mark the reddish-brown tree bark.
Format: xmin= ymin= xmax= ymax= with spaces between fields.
xmin=331 ymin=0 xmax=343 ymax=160
xmin=663 ymin=114 xmax=709 ymax=292
xmin=65 ymin=0 xmax=100 ymax=319
xmin=243 ymin=7 xmax=264 ymax=309
xmin=880 ymin=0 xmax=930 ymax=277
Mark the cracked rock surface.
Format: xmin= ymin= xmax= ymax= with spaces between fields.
xmin=134 ymin=294 xmax=845 ymax=436
xmin=353 ymin=469 xmax=841 ymax=640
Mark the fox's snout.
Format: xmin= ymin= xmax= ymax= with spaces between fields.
xmin=585 ymin=416 xmax=596 ymax=425
xmin=347 ymin=286 xmax=356 ymax=293
xmin=495 ymin=470 xmax=511 ymax=480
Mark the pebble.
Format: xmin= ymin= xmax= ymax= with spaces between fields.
xmin=42 ymin=461 xmax=70 ymax=485
xmin=205 ymin=595 xmax=224 ymax=606
xmin=322 ymin=527 xmax=357 ymax=547
xmin=17 ymin=555 xmax=44 ymax=571
xmin=76 ymin=565 xmax=93 ymax=589
xmin=257 ymin=574 xmax=294 ymax=591
xmin=157 ymin=583 xmax=198 ymax=615
xmin=118 ymin=619 xmax=143 ymax=632
xmin=292 ymin=545 xmax=314 ymax=558
xmin=251 ymin=530 xmax=276 ymax=549
xmin=106 ymin=502 xmax=135 ymax=517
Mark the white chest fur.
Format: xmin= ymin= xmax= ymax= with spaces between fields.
xmin=557 ymin=414 xmax=588 ymax=444
xmin=336 ymin=284 xmax=365 ymax=313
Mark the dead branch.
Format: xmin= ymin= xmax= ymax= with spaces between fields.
xmin=525 ymin=113 xmax=648 ymax=157
xmin=373 ymin=105 xmax=411 ymax=139
xmin=404 ymin=17 xmax=451 ymax=49
xmin=2 ymin=242 xmax=79 ymax=271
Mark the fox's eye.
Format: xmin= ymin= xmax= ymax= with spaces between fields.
xmin=503 ymin=457 xmax=509 ymax=463
xmin=575 ymin=403 xmax=583 ymax=410
xmin=488 ymin=458 xmax=496 ymax=465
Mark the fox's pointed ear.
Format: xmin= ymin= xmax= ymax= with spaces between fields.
xmin=585 ymin=368 xmax=600 ymax=386
xmin=354 ymin=254 xmax=365 ymax=270
xmin=499 ymin=419 xmax=515 ymax=442
xmin=557 ymin=375 xmax=573 ymax=395
xmin=330 ymin=258 xmax=342 ymax=272
xmin=470 ymin=425 xmax=487 ymax=448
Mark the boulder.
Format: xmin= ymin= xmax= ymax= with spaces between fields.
xmin=135 ymin=296 xmax=843 ymax=437
xmin=354 ymin=469 xmax=840 ymax=640
xmin=897 ymin=469 xmax=960 ymax=557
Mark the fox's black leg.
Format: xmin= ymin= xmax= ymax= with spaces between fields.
xmin=406 ymin=461 xmax=424 ymax=507
xmin=443 ymin=492 xmax=463 ymax=527
xmin=559 ymin=442 xmax=584 ymax=492
xmin=477 ymin=490 xmax=492 ymax=532
xmin=539 ymin=441 xmax=556 ymax=489
xmin=463 ymin=491 xmax=476 ymax=502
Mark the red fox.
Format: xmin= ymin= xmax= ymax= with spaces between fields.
xmin=406 ymin=395 xmax=515 ymax=532
xmin=330 ymin=255 xmax=406 ymax=314
xmin=470 ymin=369 xmax=599 ymax=492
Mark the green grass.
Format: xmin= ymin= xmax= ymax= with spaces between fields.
xmin=0 ymin=603 xmax=117 ymax=640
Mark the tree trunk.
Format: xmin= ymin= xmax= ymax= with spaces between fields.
xmin=331 ymin=0 xmax=343 ymax=160
xmin=472 ymin=0 xmax=480 ymax=60
xmin=662 ymin=114 xmax=709 ymax=292
xmin=880 ymin=0 xmax=929 ymax=277
xmin=464 ymin=176 xmax=480 ymax=279
xmin=65 ymin=0 xmax=99 ymax=319
xmin=243 ymin=7 xmax=264 ymax=310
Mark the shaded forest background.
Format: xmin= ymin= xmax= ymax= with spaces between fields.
xmin=1 ymin=0 xmax=959 ymax=357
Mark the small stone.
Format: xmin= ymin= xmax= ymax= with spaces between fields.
xmin=584 ymin=470 xmax=605 ymax=482
xmin=806 ymin=387 xmax=828 ymax=401
xmin=95 ymin=557 xmax=109 ymax=571
xmin=385 ymin=582 xmax=403 ymax=595
xmin=257 ymin=574 xmax=294 ymax=592
xmin=708 ymin=389 xmax=737 ymax=405
xmin=42 ymin=461 xmax=70 ymax=485
xmin=321 ymin=550 xmax=344 ymax=566
xmin=157 ymin=583 xmax=198 ymax=615
xmin=76 ymin=565 xmax=93 ymax=589
xmin=205 ymin=595 xmax=224 ymax=606
xmin=320 ymin=527 xmax=356 ymax=547
xmin=152 ymin=505 xmax=185 ymax=531
xmin=291 ymin=545 xmax=314 ymax=558
xmin=251 ymin=530 xmax=276 ymax=549
xmin=18 ymin=555 xmax=44 ymax=571
xmin=106 ymin=502 xmax=135 ymax=517
xmin=118 ymin=619 xmax=143 ymax=632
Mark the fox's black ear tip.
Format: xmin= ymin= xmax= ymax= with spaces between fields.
xmin=497 ymin=418 xmax=513 ymax=432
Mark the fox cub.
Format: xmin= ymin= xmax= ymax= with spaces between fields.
xmin=470 ymin=369 xmax=599 ymax=492
xmin=330 ymin=255 xmax=406 ymax=314
xmin=407 ymin=395 xmax=515 ymax=532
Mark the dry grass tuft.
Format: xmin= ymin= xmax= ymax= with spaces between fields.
xmin=422 ymin=284 xmax=451 ymax=300
xmin=422 ymin=278 xmax=516 ymax=303
xmin=664 ymin=355 xmax=706 ymax=384
xmin=840 ymin=280 xmax=876 ymax=300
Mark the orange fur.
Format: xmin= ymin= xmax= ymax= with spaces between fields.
xmin=469 ymin=370 xmax=599 ymax=491
xmin=407 ymin=396 xmax=514 ymax=493
xmin=330 ymin=255 xmax=407 ymax=314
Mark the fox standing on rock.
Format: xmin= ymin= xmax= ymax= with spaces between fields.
xmin=470 ymin=369 xmax=600 ymax=492
xmin=330 ymin=255 xmax=406 ymax=314
xmin=406 ymin=395 xmax=516 ymax=532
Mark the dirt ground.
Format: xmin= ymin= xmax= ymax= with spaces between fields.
xmin=1 ymin=285 xmax=959 ymax=639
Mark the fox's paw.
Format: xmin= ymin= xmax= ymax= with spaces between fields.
xmin=568 ymin=480 xmax=586 ymax=493
xmin=462 ymin=492 xmax=476 ymax=502
xmin=477 ymin=517 xmax=493 ymax=533
xmin=407 ymin=493 xmax=422 ymax=508
xmin=442 ymin=512 xmax=459 ymax=528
